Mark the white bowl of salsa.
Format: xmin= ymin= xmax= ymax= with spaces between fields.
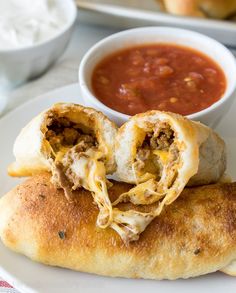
xmin=79 ymin=27 xmax=236 ymax=127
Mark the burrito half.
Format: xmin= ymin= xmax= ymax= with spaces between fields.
xmin=8 ymin=103 xmax=118 ymax=228
xmin=112 ymin=111 xmax=226 ymax=242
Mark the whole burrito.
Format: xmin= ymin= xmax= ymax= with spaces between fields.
xmin=0 ymin=173 xmax=235 ymax=280
xmin=8 ymin=103 xmax=118 ymax=228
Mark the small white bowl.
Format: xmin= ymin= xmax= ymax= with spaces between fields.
xmin=79 ymin=27 xmax=236 ymax=127
xmin=0 ymin=0 xmax=77 ymax=87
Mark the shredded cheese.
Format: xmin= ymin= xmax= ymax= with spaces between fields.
xmin=110 ymin=209 xmax=154 ymax=244
xmin=113 ymin=178 xmax=164 ymax=206
xmin=110 ymin=143 xmax=181 ymax=242
xmin=114 ymin=149 xmax=171 ymax=206
xmin=67 ymin=149 xmax=113 ymax=228
xmin=152 ymin=150 xmax=170 ymax=164
xmin=55 ymin=146 xmax=71 ymax=162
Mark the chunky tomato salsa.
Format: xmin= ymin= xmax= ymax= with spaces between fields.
xmin=92 ymin=44 xmax=226 ymax=116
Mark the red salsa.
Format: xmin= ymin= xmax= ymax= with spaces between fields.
xmin=92 ymin=44 xmax=226 ymax=116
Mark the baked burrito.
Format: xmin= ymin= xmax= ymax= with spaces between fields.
xmin=0 ymin=173 xmax=235 ymax=280
xmin=112 ymin=111 xmax=226 ymax=242
xmin=8 ymin=103 xmax=118 ymax=228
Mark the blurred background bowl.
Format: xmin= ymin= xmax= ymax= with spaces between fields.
xmin=0 ymin=0 xmax=77 ymax=88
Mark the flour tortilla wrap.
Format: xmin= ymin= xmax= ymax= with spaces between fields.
xmin=0 ymin=174 xmax=236 ymax=280
xmin=112 ymin=111 xmax=226 ymax=242
xmin=8 ymin=103 xmax=118 ymax=228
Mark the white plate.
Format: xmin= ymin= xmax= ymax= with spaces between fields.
xmin=77 ymin=0 xmax=236 ymax=48
xmin=0 ymin=83 xmax=236 ymax=293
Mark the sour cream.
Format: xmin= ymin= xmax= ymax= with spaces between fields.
xmin=0 ymin=0 xmax=67 ymax=49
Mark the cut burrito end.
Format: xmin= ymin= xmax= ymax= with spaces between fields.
xmin=116 ymin=111 xmax=226 ymax=198
xmin=44 ymin=103 xmax=117 ymax=174
xmin=115 ymin=111 xmax=201 ymax=204
xmin=8 ymin=103 xmax=118 ymax=228
xmin=112 ymin=111 xmax=226 ymax=242
xmin=9 ymin=103 xmax=117 ymax=178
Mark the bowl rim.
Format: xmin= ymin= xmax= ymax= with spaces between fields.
xmin=0 ymin=0 xmax=77 ymax=53
xmin=79 ymin=26 xmax=236 ymax=121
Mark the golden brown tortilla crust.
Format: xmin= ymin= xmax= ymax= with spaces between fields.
xmin=0 ymin=173 xmax=236 ymax=279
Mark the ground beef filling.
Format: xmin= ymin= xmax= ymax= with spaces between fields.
xmin=135 ymin=125 xmax=176 ymax=176
xmin=149 ymin=126 xmax=174 ymax=150
xmin=45 ymin=117 xmax=97 ymax=154
xmin=45 ymin=116 xmax=98 ymax=200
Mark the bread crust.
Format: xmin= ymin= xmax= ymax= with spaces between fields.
xmin=0 ymin=173 xmax=236 ymax=280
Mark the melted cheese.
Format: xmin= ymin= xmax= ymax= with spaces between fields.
xmin=51 ymin=141 xmax=113 ymax=229
xmin=68 ymin=149 xmax=113 ymax=228
xmin=110 ymin=209 xmax=154 ymax=243
xmin=113 ymin=178 xmax=164 ymax=205
xmin=114 ymin=149 xmax=171 ymax=206
xmin=55 ymin=146 xmax=71 ymax=162
xmin=152 ymin=150 xmax=170 ymax=164
xmin=110 ymin=148 xmax=178 ymax=242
